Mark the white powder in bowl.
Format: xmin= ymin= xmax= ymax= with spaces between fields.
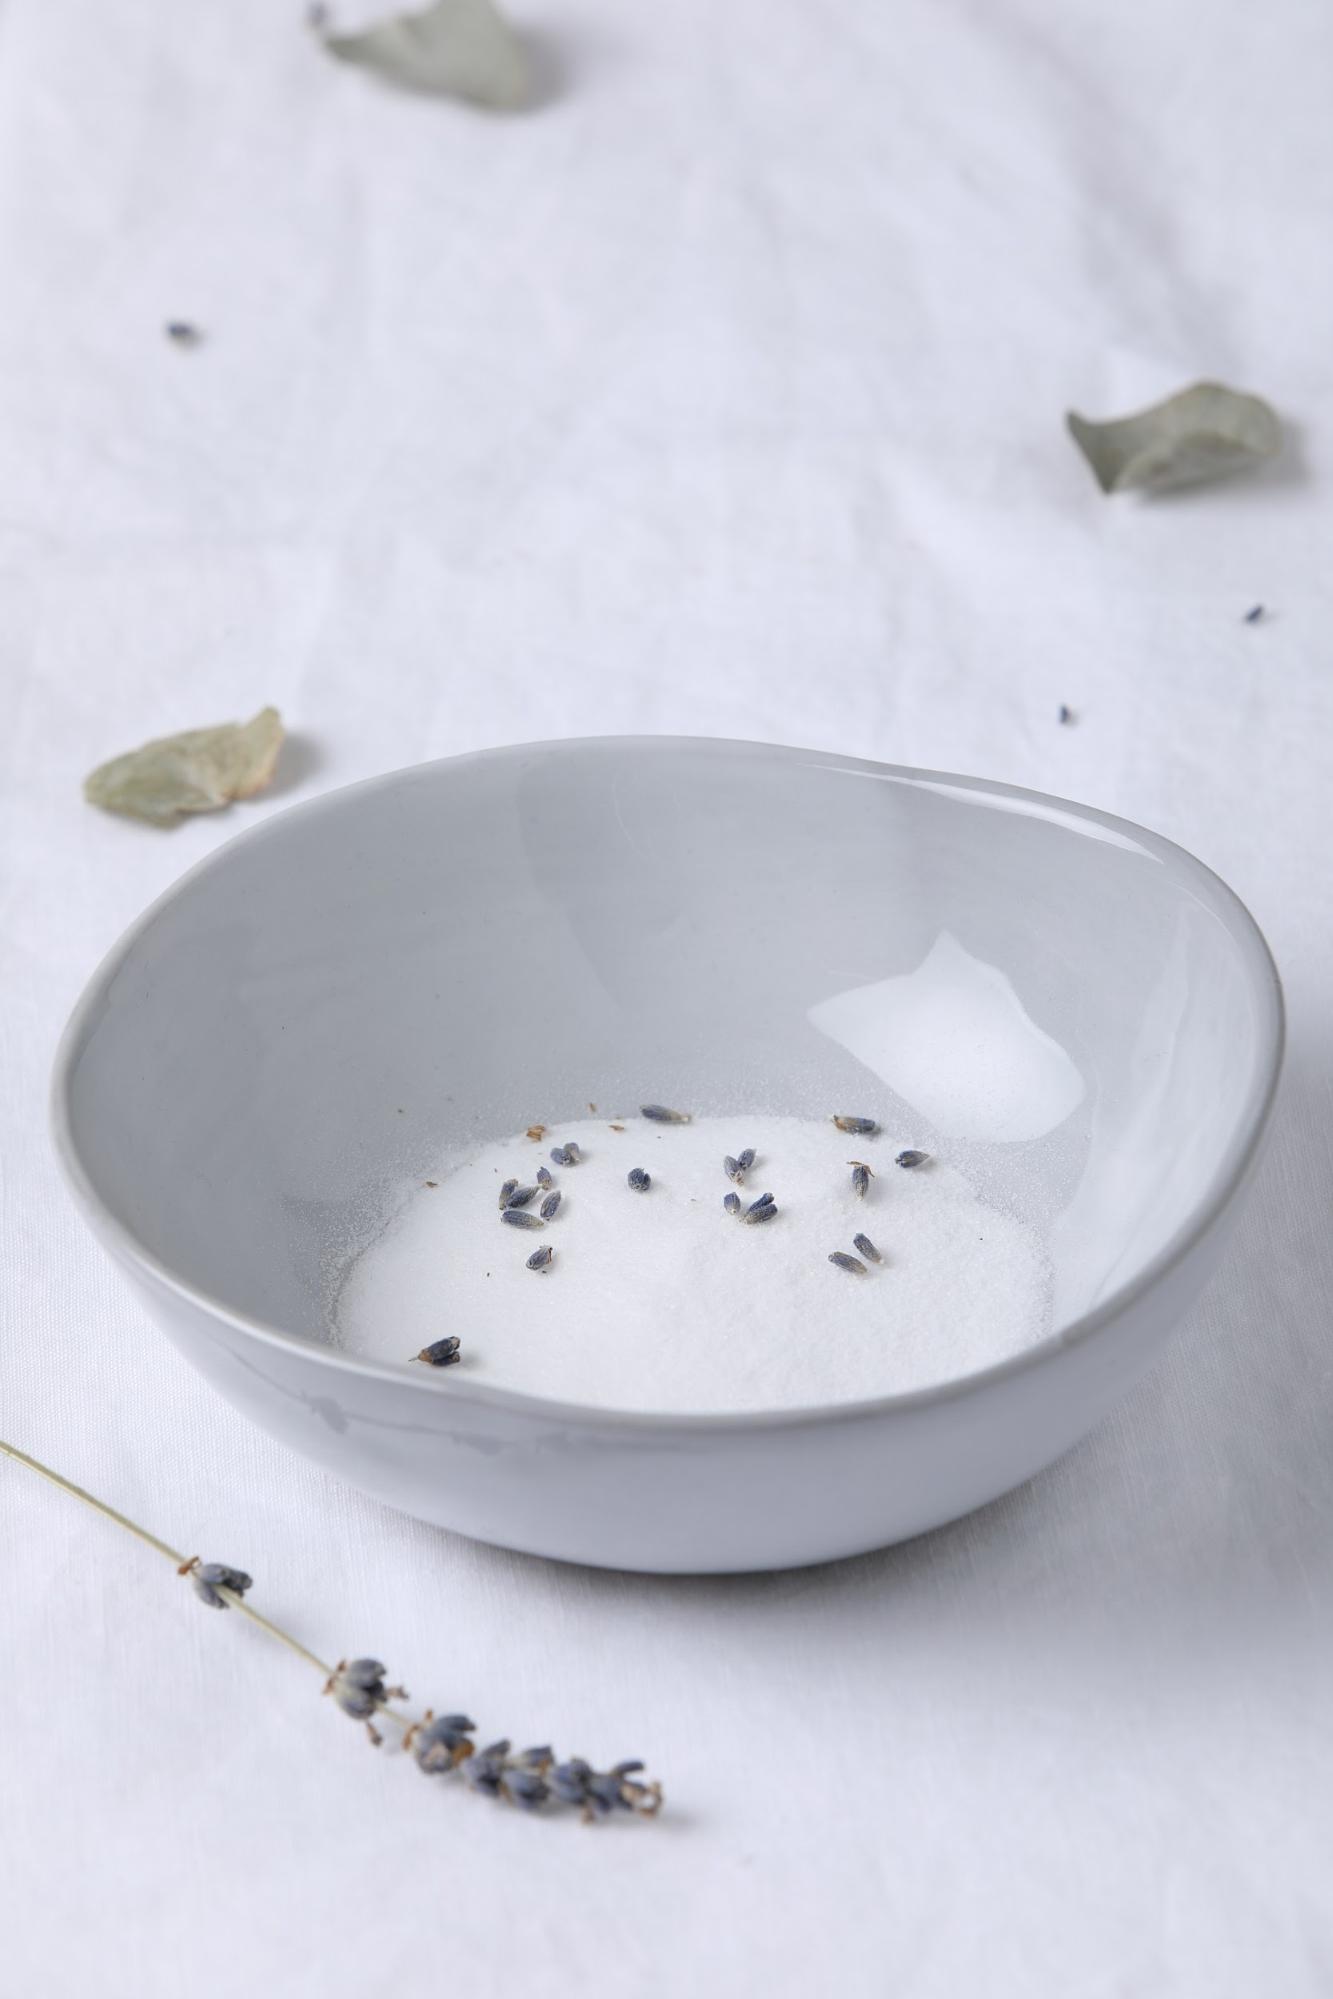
xmin=335 ymin=1114 xmax=1053 ymax=1414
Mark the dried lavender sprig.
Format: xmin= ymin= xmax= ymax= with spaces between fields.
xmin=0 ymin=1438 xmax=663 ymax=1821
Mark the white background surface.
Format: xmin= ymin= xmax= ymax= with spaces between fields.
xmin=3 ymin=2 xmax=1332 ymax=1992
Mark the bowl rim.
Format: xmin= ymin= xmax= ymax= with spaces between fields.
xmin=51 ymin=734 xmax=1286 ymax=1433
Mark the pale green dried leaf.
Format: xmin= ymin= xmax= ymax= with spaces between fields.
xmin=315 ymin=0 xmax=532 ymax=111
xmin=84 ymin=707 xmax=284 ymax=828
xmin=1066 ymin=381 xmax=1282 ymax=495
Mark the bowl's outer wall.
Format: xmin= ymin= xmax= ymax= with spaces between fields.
xmin=55 ymin=742 xmax=1283 ymax=1571
xmin=101 ymin=1178 xmax=1243 ymax=1572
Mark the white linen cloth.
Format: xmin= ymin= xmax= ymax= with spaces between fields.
xmin=2 ymin=2 xmax=1331 ymax=1992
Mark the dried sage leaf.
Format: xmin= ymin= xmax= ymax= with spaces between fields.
xmin=84 ymin=707 xmax=284 ymax=827
xmin=314 ymin=0 xmax=532 ymax=111
xmin=1066 ymin=382 xmax=1281 ymax=495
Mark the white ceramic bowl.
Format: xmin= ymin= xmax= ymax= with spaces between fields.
xmin=53 ymin=739 xmax=1282 ymax=1572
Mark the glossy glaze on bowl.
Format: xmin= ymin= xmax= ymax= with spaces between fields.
xmin=52 ymin=740 xmax=1283 ymax=1571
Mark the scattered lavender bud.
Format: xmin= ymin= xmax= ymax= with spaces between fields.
xmin=526 ymin=1245 xmax=554 ymax=1271
xmin=745 ymin=1193 xmax=775 ymax=1216
xmin=849 ymin=1161 xmax=873 ymax=1198
xmin=723 ymin=1192 xmax=741 ymax=1216
xmin=640 ymin=1105 xmax=691 ymax=1123
xmin=504 ymin=1185 xmax=539 ymax=1209
xmin=832 ymin=1115 xmax=879 ymax=1135
xmin=165 ymin=321 xmax=203 ymax=346
xmin=549 ymin=1143 xmax=582 ymax=1167
xmin=896 ymin=1149 xmax=930 ymax=1169
xmin=498 ymin=1178 xmax=518 ymax=1209
xmin=413 ymin=1336 xmax=461 ymax=1367
xmin=1058 ymin=704 xmax=1075 ymax=725
xmin=1243 ymin=604 xmax=1265 ymax=623
xmin=628 ymin=1167 xmax=651 ymax=1191
xmin=723 ymin=1155 xmax=742 ymax=1182
xmin=184 ymin=1560 xmax=252 ymax=1609
xmin=829 ymin=1251 xmax=868 ymax=1274
xmin=540 ymin=1190 xmax=561 ymax=1220
xmin=412 ymin=1712 xmax=475 ymax=1774
xmin=536 ymin=1166 xmax=553 ymax=1188
xmin=501 ymin=1209 xmax=545 ymax=1230
xmin=853 ymin=1233 xmax=882 ymax=1263
xmin=743 ymin=1201 xmax=778 ymax=1225
xmin=736 ymin=1148 xmax=756 ymax=1173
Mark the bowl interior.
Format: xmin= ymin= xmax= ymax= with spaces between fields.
xmin=58 ymin=740 xmax=1278 ymax=1372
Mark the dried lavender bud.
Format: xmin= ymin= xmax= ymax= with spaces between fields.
xmin=504 ymin=1184 xmax=539 ymax=1209
xmin=832 ymin=1115 xmax=878 ymax=1135
xmin=1058 ymin=704 xmax=1075 ymax=725
xmin=498 ymin=1178 xmax=518 ymax=1208
xmin=743 ymin=1201 xmax=778 ymax=1225
xmin=896 ymin=1149 xmax=930 ymax=1169
xmin=849 ymin=1161 xmax=872 ymax=1198
xmin=502 ymin=1765 xmax=549 ymax=1809
xmin=324 ymin=1658 xmax=405 ymax=1728
xmin=1244 ymin=604 xmax=1265 ymax=624
xmin=550 ymin=1756 xmax=662 ymax=1821
xmin=852 ymin=1233 xmax=882 ymax=1263
xmin=165 ymin=321 xmax=203 ymax=346
xmin=829 ymin=1251 xmax=868 ymax=1274
xmin=536 ymin=1166 xmax=553 ymax=1188
xmin=185 ymin=1560 xmax=252 ymax=1609
xmin=549 ymin=1757 xmax=593 ymax=1806
xmin=412 ymin=1712 xmax=475 ymax=1774
xmin=627 ymin=1167 xmax=651 ymax=1191
xmin=723 ymin=1155 xmax=741 ymax=1182
xmin=413 ymin=1336 xmax=461 ymax=1366
xmin=640 ymin=1105 xmax=691 ymax=1123
xmin=540 ymin=1190 xmax=561 ymax=1220
xmin=549 ymin=1143 xmax=581 ymax=1166
xmin=745 ymin=1193 xmax=775 ymax=1216
xmin=723 ymin=1192 xmax=741 ymax=1216
xmin=501 ymin=1209 xmax=545 ymax=1230
xmin=466 ymin=1739 xmax=512 ymax=1796
xmin=736 ymin=1148 xmax=756 ymax=1173
xmin=526 ymin=1245 xmax=554 ymax=1271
